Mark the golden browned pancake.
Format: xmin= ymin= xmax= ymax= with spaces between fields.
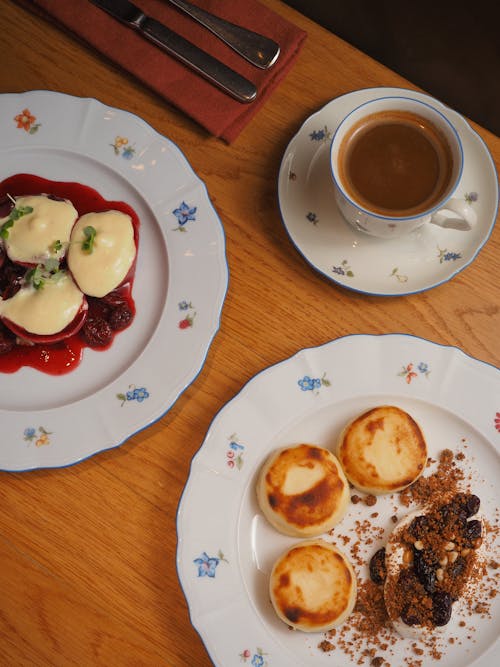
xmin=269 ymin=539 xmax=357 ymax=632
xmin=337 ymin=405 xmax=427 ymax=495
xmin=256 ymin=444 xmax=350 ymax=537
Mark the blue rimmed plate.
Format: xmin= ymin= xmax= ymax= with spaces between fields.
xmin=0 ymin=91 xmax=228 ymax=471
xmin=177 ymin=334 xmax=499 ymax=666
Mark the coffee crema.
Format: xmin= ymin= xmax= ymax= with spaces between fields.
xmin=337 ymin=110 xmax=454 ymax=217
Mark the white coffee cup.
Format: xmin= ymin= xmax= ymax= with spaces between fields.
xmin=329 ymin=96 xmax=476 ymax=239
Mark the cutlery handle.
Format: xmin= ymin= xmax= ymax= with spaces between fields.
xmin=166 ymin=0 xmax=280 ymax=69
xmin=141 ymin=16 xmax=257 ymax=103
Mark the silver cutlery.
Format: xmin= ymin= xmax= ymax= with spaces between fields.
xmin=91 ymin=0 xmax=257 ymax=103
xmin=165 ymin=0 xmax=280 ymax=69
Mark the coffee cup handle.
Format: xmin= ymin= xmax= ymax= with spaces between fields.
xmin=429 ymin=198 xmax=477 ymax=231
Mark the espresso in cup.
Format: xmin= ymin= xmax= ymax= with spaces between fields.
xmin=330 ymin=95 xmax=476 ymax=238
xmin=337 ymin=110 xmax=454 ymax=217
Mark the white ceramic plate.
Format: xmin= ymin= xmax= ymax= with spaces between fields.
xmin=0 ymin=91 xmax=228 ymax=471
xmin=177 ymin=334 xmax=500 ymax=667
xmin=278 ymin=88 xmax=498 ymax=296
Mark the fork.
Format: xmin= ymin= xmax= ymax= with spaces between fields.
xmin=165 ymin=0 xmax=280 ymax=69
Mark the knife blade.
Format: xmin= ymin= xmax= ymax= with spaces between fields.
xmin=90 ymin=0 xmax=257 ymax=103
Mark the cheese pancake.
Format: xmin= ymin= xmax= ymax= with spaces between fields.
xmin=337 ymin=405 xmax=427 ymax=495
xmin=257 ymin=444 xmax=350 ymax=537
xmin=269 ymin=539 xmax=357 ymax=632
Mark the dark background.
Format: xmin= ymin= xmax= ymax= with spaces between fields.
xmin=284 ymin=0 xmax=499 ymax=137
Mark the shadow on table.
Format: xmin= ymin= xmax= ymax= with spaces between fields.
xmin=284 ymin=0 xmax=499 ymax=137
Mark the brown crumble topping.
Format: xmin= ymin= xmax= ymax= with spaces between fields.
xmin=318 ymin=640 xmax=334 ymax=652
xmin=474 ymin=603 xmax=488 ymax=614
xmin=318 ymin=445 xmax=498 ymax=664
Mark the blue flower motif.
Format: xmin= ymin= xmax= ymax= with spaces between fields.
xmin=178 ymin=300 xmax=190 ymax=311
xmin=332 ymin=266 xmax=346 ymax=275
xmin=194 ymin=552 xmax=220 ymax=578
xmin=24 ymin=427 xmax=36 ymax=440
xmin=252 ymin=655 xmax=264 ymax=667
xmin=135 ymin=387 xmax=149 ymax=402
xmin=298 ymin=375 xmax=321 ymax=391
xmin=306 ymin=211 xmax=319 ymax=224
xmin=443 ymin=252 xmax=462 ymax=262
xmin=310 ymin=129 xmax=326 ymax=141
xmin=309 ymin=125 xmax=331 ymax=142
xmin=119 ymin=385 xmax=150 ymax=405
xmin=173 ymin=201 xmax=197 ymax=226
xmin=418 ymin=362 xmax=429 ymax=374
xmin=437 ymin=246 xmax=462 ymax=264
xmin=465 ymin=191 xmax=478 ymax=203
xmin=122 ymin=146 xmax=135 ymax=159
xmin=229 ymin=441 xmax=244 ymax=451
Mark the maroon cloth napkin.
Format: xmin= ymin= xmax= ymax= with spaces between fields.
xmin=20 ymin=0 xmax=307 ymax=142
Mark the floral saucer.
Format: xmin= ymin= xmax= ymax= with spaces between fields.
xmin=278 ymin=87 xmax=498 ymax=296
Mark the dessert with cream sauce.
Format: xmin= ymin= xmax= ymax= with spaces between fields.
xmin=0 ymin=174 xmax=139 ymax=374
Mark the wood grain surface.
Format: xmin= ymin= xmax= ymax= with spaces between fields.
xmin=0 ymin=1 xmax=498 ymax=665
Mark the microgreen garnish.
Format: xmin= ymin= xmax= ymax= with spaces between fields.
xmin=25 ymin=265 xmax=45 ymax=290
xmin=25 ymin=259 xmax=63 ymax=290
xmin=51 ymin=239 xmax=63 ymax=253
xmin=0 ymin=195 xmax=33 ymax=239
xmin=81 ymin=226 xmax=97 ymax=253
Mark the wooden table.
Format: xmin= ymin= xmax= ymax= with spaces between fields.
xmin=1 ymin=1 xmax=498 ymax=665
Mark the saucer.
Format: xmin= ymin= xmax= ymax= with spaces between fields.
xmin=278 ymin=87 xmax=498 ymax=296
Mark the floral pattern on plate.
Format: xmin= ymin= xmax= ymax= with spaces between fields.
xmin=110 ymin=135 xmax=135 ymax=159
xmin=194 ymin=550 xmax=228 ymax=578
xmin=117 ymin=385 xmax=150 ymax=406
xmin=240 ymin=648 xmax=268 ymax=666
xmin=23 ymin=426 xmax=51 ymax=447
xmin=226 ymin=435 xmax=245 ymax=470
xmin=398 ymin=362 xmax=431 ymax=383
xmin=14 ymin=108 xmax=41 ymax=134
xmin=298 ymin=373 xmax=330 ymax=394
xmin=173 ymin=201 xmax=197 ymax=231
xmin=178 ymin=300 xmax=196 ymax=329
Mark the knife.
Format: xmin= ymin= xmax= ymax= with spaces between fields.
xmin=90 ymin=0 xmax=257 ymax=103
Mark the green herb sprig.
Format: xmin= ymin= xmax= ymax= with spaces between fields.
xmin=25 ymin=258 xmax=63 ymax=291
xmin=51 ymin=239 xmax=63 ymax=253
xmin=81 ymin=226 xmax=97 ymax=253
xmin=0 ymin=195 xmax=34 ymax=239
